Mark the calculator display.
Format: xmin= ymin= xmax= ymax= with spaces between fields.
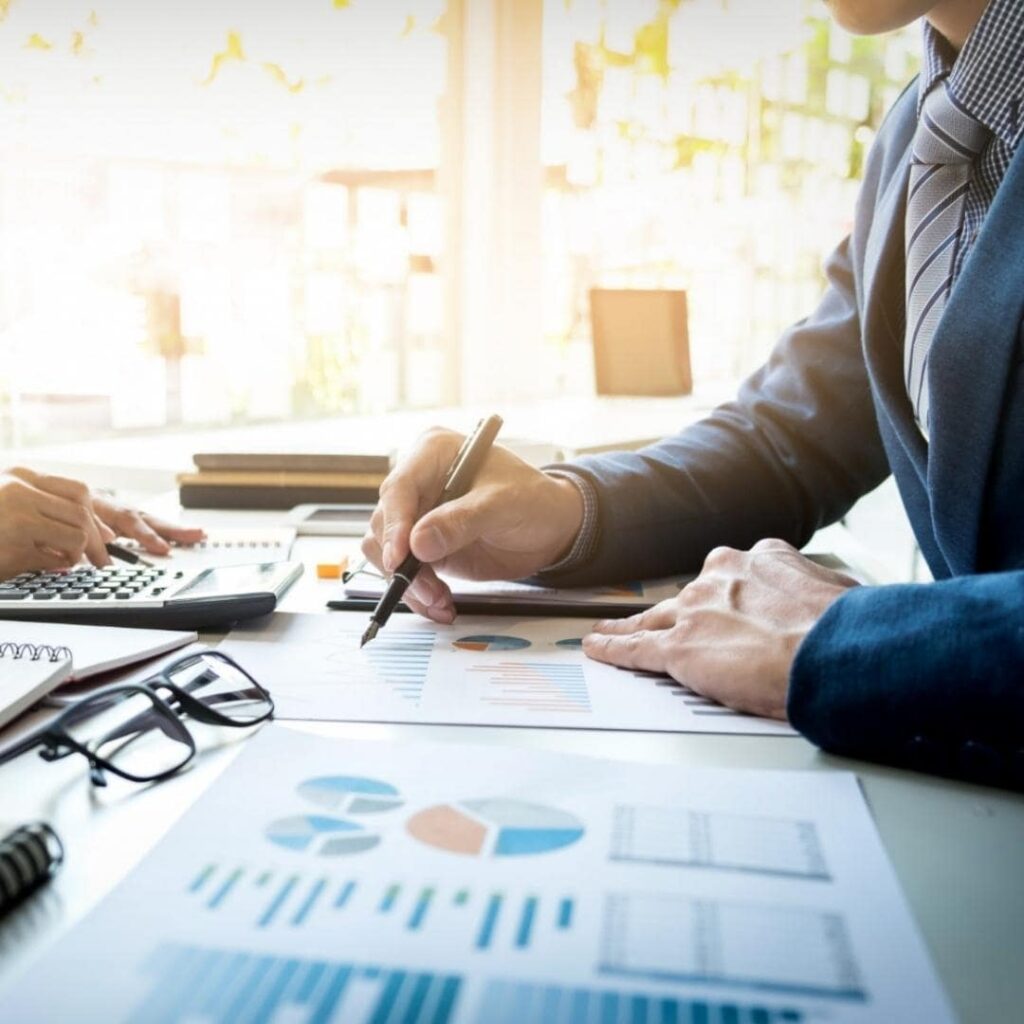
xmin=173 ymin=563 xmax=284 ymax=599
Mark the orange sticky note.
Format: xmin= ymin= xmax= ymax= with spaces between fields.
xmin=316 ymin=556 xmax=349 ymax=580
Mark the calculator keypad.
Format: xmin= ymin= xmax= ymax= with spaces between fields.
xmin=0 ymin=566 xmax=185 ymax=604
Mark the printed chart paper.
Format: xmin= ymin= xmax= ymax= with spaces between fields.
xmin=1 ymin=726 xmax=954 ymax=1023
xmin=220 ymin=611 xmax=794 ymax=734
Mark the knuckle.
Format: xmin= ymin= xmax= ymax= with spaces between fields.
xmin=703 ymin=545 xmax=737 ymax=570
xmin=752 ymin=537 xmax=788 ymax=554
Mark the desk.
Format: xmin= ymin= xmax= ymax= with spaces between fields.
xmin=1 ymin=529 xmax=1022 ymax=1023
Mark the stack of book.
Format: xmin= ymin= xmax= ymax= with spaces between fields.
xmin=178 ymin=449 xmax=392 ymax=510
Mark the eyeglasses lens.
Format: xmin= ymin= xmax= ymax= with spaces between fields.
xmin=163 ymin=656 xmax=272 ymax=725
xmin=63 ymin=690 xmax=192 ymax=780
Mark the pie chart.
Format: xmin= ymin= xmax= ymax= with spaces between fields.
xmin=265 ymin=815 xmax=380 ymax=856
xmin=407 ymin=798 xmax=585 ymax=857
xmin=298 ymin=776 xmax=404 ymax=815
xmin=453 ymin=635 xmax=531 ymax=652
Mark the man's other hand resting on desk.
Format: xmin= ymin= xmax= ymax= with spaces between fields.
xmin=0 ymin=466 xmax=204 ymax=578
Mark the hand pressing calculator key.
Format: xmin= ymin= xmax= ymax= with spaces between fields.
xmin=0 ymin=561 xmax=303 ymax=630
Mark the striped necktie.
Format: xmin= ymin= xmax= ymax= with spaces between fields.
xmin=904 ymin=80 xmax=990 ymax=435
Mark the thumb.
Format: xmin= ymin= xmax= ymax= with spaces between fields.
xmin=410 ymin=494 xmax=494 ymax=564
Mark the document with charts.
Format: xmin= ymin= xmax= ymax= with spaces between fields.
xmin=0 ymin=725 xmax=953 ymax=1023
xmin=220 ymin=611 xmax=794 ymax=735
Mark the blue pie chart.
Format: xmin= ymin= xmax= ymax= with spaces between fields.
xmin=453 ymin=634 xmax=532 ymax=652
xmin=265 ymin=815 xmax=380 ymax=856
xmin=298 ymin=776 xmax=404 ymax=815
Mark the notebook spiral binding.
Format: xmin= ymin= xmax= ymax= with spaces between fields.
xmin=0 ymin=643 xmax=72 ymax=663
xmin=0 ymin=822 xmax=65 ymax=914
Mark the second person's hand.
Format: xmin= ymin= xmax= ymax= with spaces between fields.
xmin=362 ymin=428 xmax=585 ymax=622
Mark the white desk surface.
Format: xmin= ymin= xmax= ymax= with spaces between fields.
xmin=1 ymin=523 xmax=1022 ymax=1024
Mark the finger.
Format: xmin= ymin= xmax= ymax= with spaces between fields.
xmin=82 ymin=513 xmax=111 ymax=567
xmin=410 ymin=493 xmax=496 ymax=564
xmin=33 ymin=544 xmax=77 ymax=572
xmin=361 ymin=531 xmax=387 ymax=574
xmin=582 ymin=629 xmax=668 ymax=673
xmin=376 ymin=474 xmax=418 ymax=572
xmin=27 ymin=517 xmax=89 ymax=564
xmin=139 ymin=514 xmax=205 ymax=546
xmin=590 ymin=599 xmax=677 ymax=635
xmin=361 ymin=532 xmax=454 ymax=620
xmin=112 ymin=511 xmax=172 ymax=555
xmin=376 ymin=431 xmax=464 ymax=570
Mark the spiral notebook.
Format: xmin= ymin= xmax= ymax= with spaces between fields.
xmin=0 ymin=821 xmax=64 ymax=917
xmin=0 ymin=625 xmax=196 ymax=729
xmin=0 ymin=643 xmax=72 ymax=730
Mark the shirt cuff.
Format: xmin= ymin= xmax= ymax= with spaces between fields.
xmin=538 ymin=470 xmax=600 ymax=575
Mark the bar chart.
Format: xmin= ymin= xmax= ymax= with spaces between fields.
xmin=598 ymin=892 xmax=866 ymax=1001
xmin=185 ymin=863 xmax=577 ymax=955
xmin=475 ymin=979 xmax=806 ymax=1024
xmin=609 ymin=805 xmax=830 ymax=880
xmin=633 ymin=669 xmax=743 ymax=716
xmin=469 ymin=661 xmax=592 ymax=714
xmin=311 ymin=629 xmax=436 ymax=704
xmin=125 ymin=943 xmax=463 ymax=1024
xmin=125 ymin=944 xmax=808 ymax=1024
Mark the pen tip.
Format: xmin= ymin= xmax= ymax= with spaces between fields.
xmin=360 ymin=622 xmax=379 ymax=648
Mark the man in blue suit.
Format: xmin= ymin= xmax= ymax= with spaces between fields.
xmin=363 ymin=0 xmax=1024 ymax=789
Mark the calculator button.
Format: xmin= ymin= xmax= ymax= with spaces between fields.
xmin=59 ymin=592 xmax=84 ymax=600
xmin=114 ymin=591 xmax=134 ymax=599
xmin=0 ymin=589 xmax=30 ymax=600
xmin=87 ymin=592 xmax=111 ymax=600
xmin=31 ymin=592 xmax=56 ymax=600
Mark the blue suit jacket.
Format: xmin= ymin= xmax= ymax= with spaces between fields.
xmin=555 ymin=82 xmax=1024 ymax=789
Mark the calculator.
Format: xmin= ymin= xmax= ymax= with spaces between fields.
xmin=0 ymin=561 xmax=303 ymax=630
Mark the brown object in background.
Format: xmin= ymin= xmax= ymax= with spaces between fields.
xmin=589 ymin=288 xmax=692 ymax=396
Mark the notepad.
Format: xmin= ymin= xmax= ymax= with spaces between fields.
xmin=0 ymin=622 xmax=196 ymax=682
xmin=0 ymin=644 xmax=72 ymax=729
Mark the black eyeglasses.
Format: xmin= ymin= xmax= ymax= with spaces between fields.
xmin=0 ymin=651 xmax=273 ymax=786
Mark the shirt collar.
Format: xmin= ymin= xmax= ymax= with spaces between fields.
xmin=919 ymin=0 xmax=1024 ymax=149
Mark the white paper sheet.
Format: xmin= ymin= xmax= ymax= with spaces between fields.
xmin=220 ymin=611 xmax=794 ymax=735
xmin=1 ymin=726 xmax=954 ymax=1023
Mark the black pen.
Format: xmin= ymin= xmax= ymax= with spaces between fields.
xmin=105 ymin=542 xmax=155 ymax=568
xmin=361 ymin=414 xmax=503 ymax=646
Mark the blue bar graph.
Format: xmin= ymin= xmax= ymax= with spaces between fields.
xmin=379 ymin=883 xmax=401 ymax=912
xmin=208 ymin=868 xmax=243 ymax=910
xmin=189 ymin=863 xmax=215 ymax=893
xmin=408 ymin=887 xmax=435 ymax=930
xmin=515 ymin=897 xmax=537 ymax=949
xmin=130 ymin=944 xmax=463 ymax=1024
xmin=291 ymin=879 xmax=327 ymax=927
xmin=473 ymin=980 xmax=805 ymax=1024
xmin=558 ymin=898 xmax=574 ymax=929
xmin=335 ymin=880 xmax=356 ymax=908
xmin=476 ymin=893 xmax=503 ymax=949
xmin=258 ymin=875 xmax=299 ymax=928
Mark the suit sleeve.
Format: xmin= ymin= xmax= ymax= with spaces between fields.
xmin=543 ymin=234 xmax=892 ymax=587
xmin=789 ymin=571 xmax=1024 ymax=790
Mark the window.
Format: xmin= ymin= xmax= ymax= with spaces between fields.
xmin=540 ymin=0 xmax=920 ymax=392
xmin=0 ymin=0 xmax=448 ymax=446
xmin=0 ymin=0 xmax=921 ymax=447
